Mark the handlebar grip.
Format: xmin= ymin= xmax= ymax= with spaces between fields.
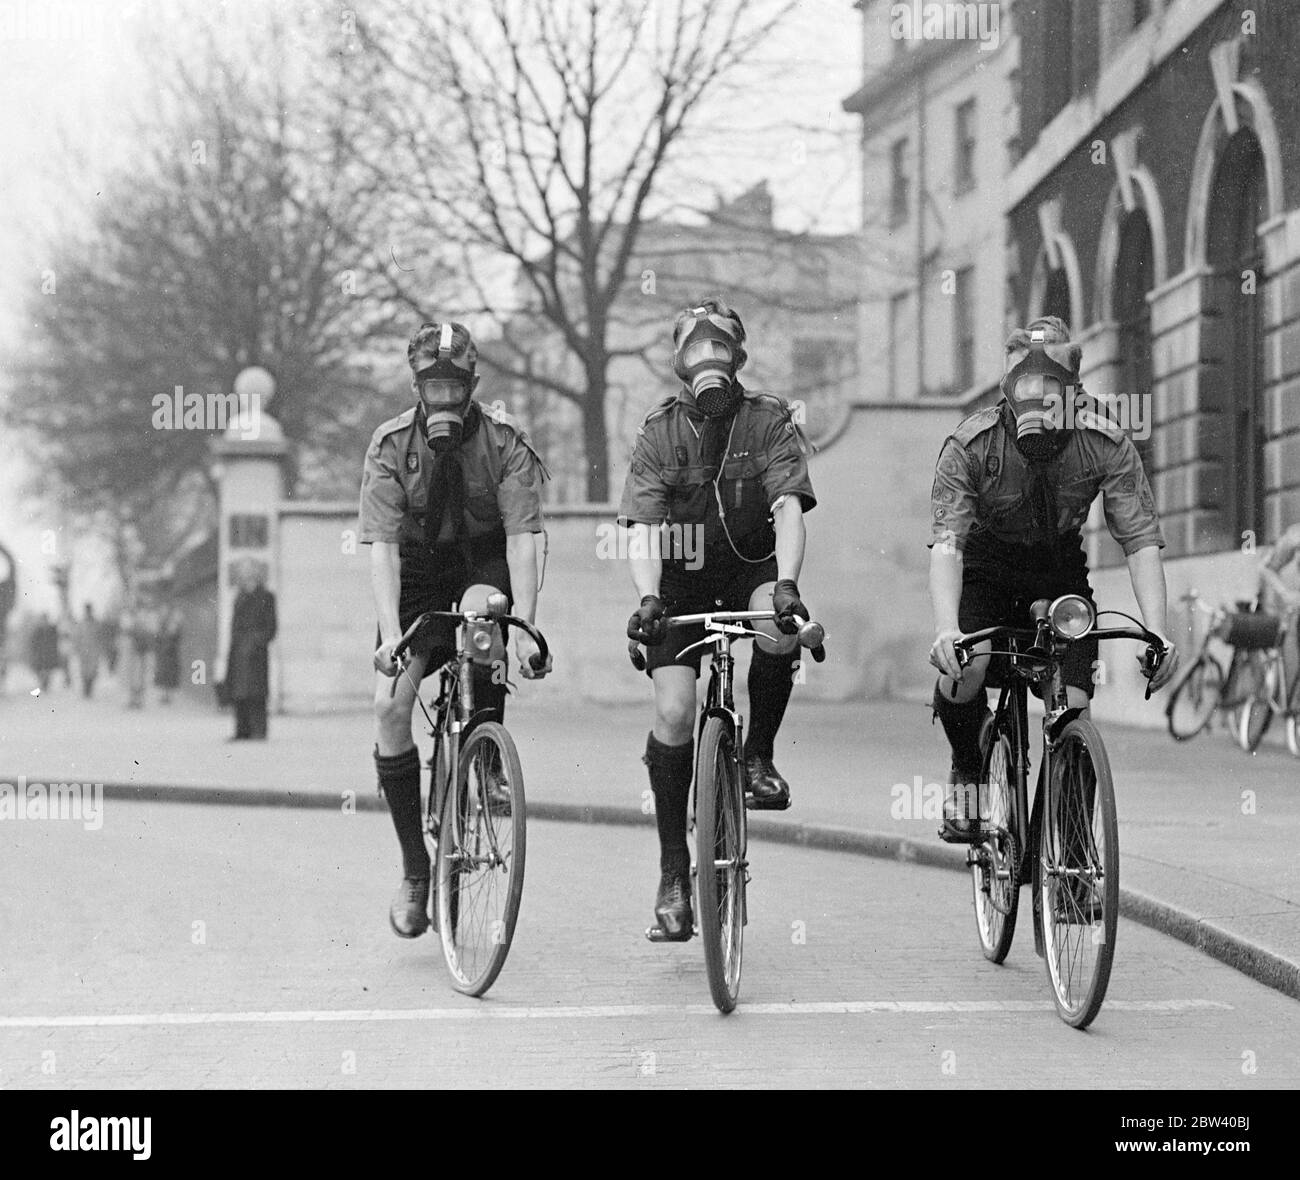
xmin=955 ymin=644 xmax=971 ymax=668
xmin=628 ymin=640 xmax=646 ymax=672
xmin=1141 ymin=642 xmax=1164 ymax=701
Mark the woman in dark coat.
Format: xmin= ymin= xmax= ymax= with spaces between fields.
xmin=227 ymin=562 xmax=277 ymax=739
xmin=153 ymin=604 xmax=183 ymax=703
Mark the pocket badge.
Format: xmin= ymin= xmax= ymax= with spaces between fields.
xmin=405 ymin=453 xmax=419 ymax=473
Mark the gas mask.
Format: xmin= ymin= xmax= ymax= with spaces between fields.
xmin=1000 ymin=328 xmax=1078 ymax=462
xmin=673 ymin=305 xmax=747 ymax=419
xmin=414 ymin=324 xmax=478 ymax=453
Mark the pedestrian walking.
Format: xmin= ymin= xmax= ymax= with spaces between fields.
xmin=153 ymin=604 xmax=183 ymax=705
xmin=227 ymin=561 xmax=276 ymax=740
xmin=101 ymin=612 xmax=120 ymax=675
xmin=121 ymin=606 xmax=154 ymax=709
xmin=72 ymin=603 xmax=103 ymax=699
xmin=29 ymin=613 xmax=61 ymax=693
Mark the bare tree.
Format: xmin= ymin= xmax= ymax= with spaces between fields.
xmin=356 ymin=0 xmax=795 ymax=502
xmin=3 ymin=6 xmax=396 ymax=562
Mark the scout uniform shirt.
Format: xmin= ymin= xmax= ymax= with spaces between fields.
xmin=928 ymin=401 xmax=1163 ymax=556
xmin=359 ymin=402 xmax=547 ymax=568
xmin=618 ymin=387 xmax=816 ymax=564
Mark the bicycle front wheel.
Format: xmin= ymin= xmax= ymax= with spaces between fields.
xmin=695 ymin=716 xmax=747 ymax=1014
xmin=436 ymin=722 xmax=526 ymax=997
xmin=1038 ymin=718 xmax=1118 ymax=1030
xmin=971 ymin=726 xmax=1019 ymax=963
xmin=1165 ymin=654 xmax=1223 ymax=741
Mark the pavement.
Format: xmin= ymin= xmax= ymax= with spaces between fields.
xmin=4 ymin=803 xmax=1298 ymax=1087
xmin=1 ymin=676 xmax=1299 ymax=1003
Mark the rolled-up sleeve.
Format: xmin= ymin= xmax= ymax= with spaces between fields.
xmin=497 ymin=432 xmax=544 ymax=535
xmin=928 ymin=438 xmax=978 ymax=552
xmin=1100 ymin=437 xmax=1164 ymax=554
xmin=358 ymin=433 xmax=407 ymax=544
xmin=617 ymin=430 xmax=669 ymax=527
xmin=758 ymin=414 xmax=816 ymax=512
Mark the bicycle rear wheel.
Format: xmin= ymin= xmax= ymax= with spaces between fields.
xmin=1038 ymin=718 xmax=1118 ymax=1030
xmin=971 ymin=726 xmax=1019 ymax=963
xmin=695 ymin=716 xmax=747 ymax=1014
xmin=435 ymin=722 xmax=526 ymax=997
xmin=1165 ymin=654 xmax=1223 ymax=741
xmin=1238 ymin=661 xmax=1278 ymax=753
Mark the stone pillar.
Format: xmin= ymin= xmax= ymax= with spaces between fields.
xmin=1077 ymin=320 xmax=1123 ymax=568
xmin=1259 ymin=207 xmax=1300 ymax=543
xmin=210 ymin=368 xmax=288 ymax=711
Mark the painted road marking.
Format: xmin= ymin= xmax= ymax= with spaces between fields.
xmin=0 ymin=999 xmax=1232 ymax=1029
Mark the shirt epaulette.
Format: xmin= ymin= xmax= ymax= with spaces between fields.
xmin=369 ymin=405 xmax=417 ymax=446
xmin=950 ymin=405 xmax=1001 ymax=447
xmin=481 ymin=404 xmax=552 ymax=481
xmin=640 ymin=394 xmax=678 ymax=426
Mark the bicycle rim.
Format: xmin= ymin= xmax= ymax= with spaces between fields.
xmin=695 ymin=717 xmax=746 ymax=1014
xmin=971 ymin=730 xmax=1019 ymax=963
xmin=1038 ymin=719 xmax=1118 ymax=1029
xmin=1239 ymin=662 xmax=1278 ymax=753
xmin=1166 ymin=656 xmax=1223 ymax=741
xmin=436 ymin=723 xmax=526 ymax=997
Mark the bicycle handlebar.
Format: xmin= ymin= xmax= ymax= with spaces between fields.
xmin=388 ymin=607 xmax=550 ymax=690
xmin=954 ymin=622 xmax=1167 ymax=699
xmin=627 ymin=610 xmax=826 ymax=671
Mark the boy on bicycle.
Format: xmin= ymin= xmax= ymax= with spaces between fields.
xmin=927 ymin=316 xmax=1179 ymax=841
xmin=619 ymin=295 xmax=817 ymax=939
xmin=360 ymin=321 xmax=551 ymax=937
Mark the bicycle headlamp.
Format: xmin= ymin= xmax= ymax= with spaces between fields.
xmin=1048 ymin=594 xmax=1095 ymax=640
xmin=470 ymin=625 xmax=494 ymax=653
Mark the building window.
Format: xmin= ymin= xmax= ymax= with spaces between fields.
xmin=1114 ymin=210 xmax=1155 ymax=471
xmin=889 ymin=138 xmax=910 ymax=227
xmin=954 ymin=266 xmax=976 ymax=390
xmin=1206 ymin=128 xmax=1267 ymax=546
xmin=229 ymin=514 xmax=269 ymax=549
xmin=954 ymin=99 xmax=977 ymax=194
xmin=1042 ymin=264 xmax=1073 ymax=330
xmin=889 ymin=291 xmax=909 ymax=398
xmin=1042 ymin=0 xmax=1075 ymax=121
xmin=1133 ymin=0 xmax=1152 ymax=27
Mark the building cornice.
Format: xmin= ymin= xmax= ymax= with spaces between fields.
xmin=1006 ymin=0 xmax=1231 ymax=212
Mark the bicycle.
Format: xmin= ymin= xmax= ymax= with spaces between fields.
xmin=953 ymin=595 xmax=1168 ymax=1029
xmin=1165 ymin=590 xmax=1286 ymax=751
xmin=628 ymin=609 xmax=825 ymax=1013
xmin=391 ymin=594 xmax=549 ymax=997
xmin=1234 ymin=602 xmax=1300 ymax=755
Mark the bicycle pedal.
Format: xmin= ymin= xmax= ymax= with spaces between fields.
xmin=745 ymin=793 xmax=791 ymax=811
xmin=645 ymin=924 xmax=694 ymax=944
xmin=938 ymin=824 xmax=984 ymax=846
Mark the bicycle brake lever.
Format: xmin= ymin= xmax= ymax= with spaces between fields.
xmin=628 ymin=640 xmax=646 ymax=672
xmin=810 ymin=644 xmax=826 ymax=664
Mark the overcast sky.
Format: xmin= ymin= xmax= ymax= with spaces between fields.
xmin=0 ymin=0 xmax=861 ymax=611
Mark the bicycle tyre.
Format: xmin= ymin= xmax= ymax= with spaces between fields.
xmin=695 ymin=716 xmax=747 ymax=1014
xmin=1238 ymin=662 xmax=1278 ymax=753
xmin=971 ymin=725 xmax=1019 ymax=964
xmin=435 ymin=722 xmax=526 ymax=997
xmin=1165 ymin=654 xmax=1224 ymax=742
xmin=1038 ymin=718 xmax=1118 ymax=1030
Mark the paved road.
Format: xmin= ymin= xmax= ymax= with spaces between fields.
xmin=2 ymin=802 xmax=1297 ymax=1088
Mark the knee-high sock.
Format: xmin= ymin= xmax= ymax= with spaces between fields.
xmin=644 ymin=732 xmax=693 ymax=876
xmin=744 ymin=646 xmax=797 ymax=760
xmin=376 ymin=745 xmax=427 ymax=879
xmin=931 ymin=679 xmax=989 ymax=781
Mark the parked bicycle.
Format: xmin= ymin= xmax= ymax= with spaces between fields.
xmin=391 ymin=595 xmax=549 ymax=997
xmin=1164 ymin=589 xmax=1299 ymax=754
xmin=954 ymin=595 xmax=1167 ymax=1029
xmin=629 ymin=609 xmax=825 ymax=1013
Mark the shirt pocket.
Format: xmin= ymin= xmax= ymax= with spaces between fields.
xmin=1057 ymin=473 xmax=1100 ymax=532
xmin=976 ymin=487 xmax=1028 ymax=534
xmin=662 ymin=465 xmax=711 ymax=524
xmin=464 ymin=478 xmax=501 ymax=524
xmin=719 ymin=456 xmax=770 ymax=535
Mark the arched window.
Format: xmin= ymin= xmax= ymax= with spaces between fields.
xmin=1205 ymin=128 xmax=1267 ymax=543
xmin=1113 ymin=209 xmax=1154 ymax=470
xmin=1042 ymin=265 xmax=1072 ymax=328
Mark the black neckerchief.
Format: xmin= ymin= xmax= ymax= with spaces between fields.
xmin=1000 ymin=401 xmax=1062 ymax=561
xmin=421 ymin=401 xmax=483 ymax=552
